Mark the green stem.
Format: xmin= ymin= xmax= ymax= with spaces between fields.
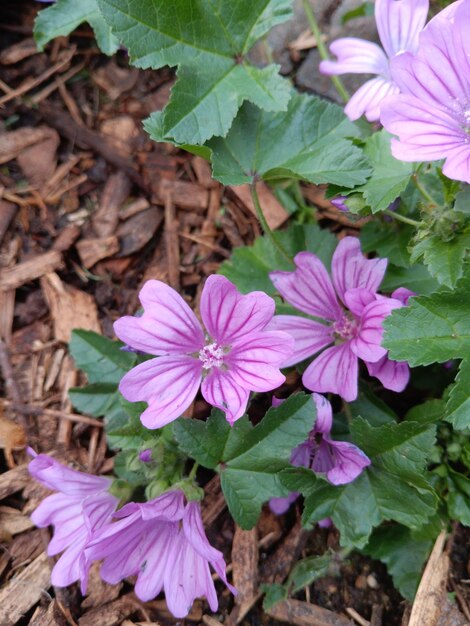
xmin=302 ymin=0 xmax=349 ymax=104
xmin=188 ymin=461 xmax=199 ymax=481
xmin=383 ymin=209 xmax=421 ymax=228
xmin=250 ymin=183 xmax=293 ymax=264
xmin=342 ymin=401 xmax=353 ymax=424
xmin=412 ymin=173 xmax=439 ymax=207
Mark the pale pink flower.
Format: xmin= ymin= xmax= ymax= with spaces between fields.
xmin=269 ymin=394 xmax=370 ymax=514
xmin=269 ymin=237 xmax=409 ymax=401
xmin=114 ymin=276 xmax=293 ymax=428
xmin=28 ymin=450 xmax=118 ymax=593
xmin=320 ymin=0 xmax=429 ymax=121
xmin=381 ymin=0 xmax=470 ymax=183
xmin=85 ymin=490 xmax=235 ymax=617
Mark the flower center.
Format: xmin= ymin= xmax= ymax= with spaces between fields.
xmin=199 ymin=342 xmax=225 ymax=370
xmin=332 ymin=312 xmax=357 ymax=341
xmin=450 ymin=98 xmax=470 ymax=136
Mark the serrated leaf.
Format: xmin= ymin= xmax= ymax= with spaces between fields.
xmin=200 ymin=94 xmax=371 ymax=187
xmin=34 ymin=0 xmax=119 ymax=54
xmin=380 ymin=262 xmax=439 ymax=295
xmin=281 ymin=419 xmax=437 ymax=548
xmin=383 ymin=272 xmax=470 ymax=366
xmin=219 ymin=222 xmax=337 ymax=295
xmin=97 ymin=0 xmax=292 ymax=144
xmin=360 ymin=221 xmax=413 ymax=268
xmin=445 ymin=359 xmax=470 ymax=429
xmin=69 ymin=329 xmax=136 ymax=384
xmin=287 ymin=553 xmax=332 ymax=593
xmin=354 ymin=130 xmax=414 ymax=213
xmin=363 ymin=525 xmax=432 ymax=600
xmin=69 ymin=383 xmax=119 ymax=417
xmin=410 ymin=230 xmax=470 ymax=288
xmin=454 ymin=186 xmax=470 ymax=215
xmin=447 ymin=468 xmax=470 ymax=526
xmin=173 ymin=409 xmax=232 ymax=469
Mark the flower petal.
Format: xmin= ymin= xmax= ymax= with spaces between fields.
xmin=303 ymin=344 xmax=359 ymax=401
xmin=332 ymin=237 xmax=387 ymax=304
xmin=135 ymin=524 xmax=176 ymax=602
xmin=365 ymin=355 xmax=410 ymax=392
xmin=320 ymin=37 xmax=389 ymax=75
xmin=200 ymin=275 xmax=275 ymax=344
xmin=114 ymin=280 xmax=204 ymax=356
xmin=323 ymin=439 xmax=371 ymax=485
xmin=343 ymin=287 xmax=376 ymax=317
xmin=344 ymin=76 xmax=399 ymax=121
xmin=28 ymin=454 xmax=110 ymax=496
xmin=201 ymin=369 xmax=249 ymax=425
xmin=313 ymin=393 xmax=333 ymax=434
xmin=119 ymin=356 xmax=202 ymax=429
xmin=350 ymin=297 xmax=402 ymax=363
xmin=268 ymin=315 xmax=333 ymax=367
xmin=50 ymin=538 xmax=86 ymax=588
xmin=375 ymin=0 xmax=429 ymax=58
xmin=270 ymin=252 xmax=342 ymax=321
xmin=140 ymin=490 xmax=186 ymax=522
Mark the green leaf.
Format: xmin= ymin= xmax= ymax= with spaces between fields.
xmin=219 ymin=222 xmax=337 ymax=295
xmin=383 ymin=272 xmax=470 ymax=366
xmin=349 ymin=385 xmax=396 ymax=426
xmin=447 ymin=468 xmax=470 ymax=526
xmin=69 ymin=329 xmax=136 ymax=384
xmin=173 ymin=409 xmax=231 ymax=469
xmin=410 ymin=230 xmax=470 ymax=288
xmin=261 ymin=584 xmax=288 ymax=610
xmin=287 ymin=553 xmax=332 ymax=593
xmin=454 ymin=185 xmax=470 ymax=215
xmin=34 ymin=0 xmax=119 ymax=54
xmin=360 ymin=221 xmax=413 ymax=269
xmin=363 ymin=525 xmax=432 ymax=600
xmin=354 ymin=131 xmax=414 ymax=213
xmin=98 ymin=0 xmax=292 ymax=144
xmin=380 ymin=263 xmax=439 ymax=295
xmin=445 ymin=360 xmax=470 ymax=430
xmin=194 ymin=94 xmax=371 ymax=187
xmin=281 ymin=419 xmax=437 ymax=548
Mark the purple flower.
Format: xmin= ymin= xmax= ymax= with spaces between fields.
xmin=269 ymin=237 xmax=409 ymax=401
xmin=380 ymin=0 xmax=470 ymax=183
xmin=28 ymin=450 xmax=118 ymax=593
xmin=331 ymin=196 xmax=349 ymax=212
xmin=320 ymin=0 xmax=429 ymax=121
xmin=114 ymin=276 xmax=293 ymax=428
xmin=85 ymin=490 xmax=235 ymax=617
xmin=270 ymin=394 xmax=370 ymax=515
xmin=139 ymin=448 xmax=152 ymax=463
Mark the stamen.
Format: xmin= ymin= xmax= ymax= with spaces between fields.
xmin=199 ymin=342 xmax=225 ymax=370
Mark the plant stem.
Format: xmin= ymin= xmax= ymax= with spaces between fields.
xmin=302 ymin=0 xmax=349 ymax=104
xmin=250 ymin=183 xmax=293 ymax=264
xmin=412 ymin=173 xmax=439 ymax=207
xmin=383 ymin=209 xmax=421 ymax=227
xmin=188 ymin=461 xmax=199 ymax=481
xmin=343 ymin=401 xmax=353 ymax=424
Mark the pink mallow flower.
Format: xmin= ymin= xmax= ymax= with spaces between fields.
xmin=28 ymin=450 xmax=118 ymax=593
xmin=381 ymin=0 xmax=470 ymax=184
xmin=269 ymin=237 xmax=410 ymax=401
xmin=319 ymin=0 xmax=429 ymax=121
xmin=85 ymin=490 xmax=236 ymax=618
xmin=114 ymin=275 xmax=294 ymax=428
xmin=269 ymin=394 xmax=370 ymax=514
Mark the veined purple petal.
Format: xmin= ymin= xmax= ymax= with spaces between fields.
xmin=442 ymin=145 xmax=470 ymax=184
xmin=343 ymin=287 xmax=376 ymax=318
xmin=28 ymin=454 xmax=110 ymax=496
xmin=365 ymin=355 xmax=410 ymax=392
xmin=332 ymin=237 xmax=387 ymax=304
xmin=135 ymin=524 xmax=176 ymax=602
xmin=375 ymin=0 xmax=429 ymax=58
xmin=313 ymin=393 xmax=333 ymax=434
xmin=268 ymin=315 xmax=332 ymax=367
xmin=201 ymin=369 xmax=250 ymax=424
xmin=391 ymin=287 xmax=416 ymax=305
xmin=303 ymin=343 xmax=359 ymax=401
xmin=345 ymin=76 xmax=399 ymax=121
xmin=114 ymin=280 xmax=204 ymax=356
xmin=200 ymin=275 xmax=275 ymax=344
xmin=139 ymin=490 xmax=186 ymax=522
xmin=51 ymin=538 xmax=87 ymax=588
xmin=227 ymin=331 xmax=293 ymax=392
xmin=270 ymin=252 xmax=342 ymax=321
xmin=119 ymin=355 xmax=202 ymax=429
xmin=322 ymin=439 xmax=371 ymax=485
xmin=320 ymin=37 xmax=389 ymax=75
xmin=350 ymin=297 xmax=402 ymax=363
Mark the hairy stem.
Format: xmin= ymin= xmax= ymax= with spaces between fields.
xmin=302 ymin=0 xmax=349 ymax=104
xmin=383 ymin=209 xmax=421 ymax=227
xmin=250 ymin=183 xmax=293 ymax=264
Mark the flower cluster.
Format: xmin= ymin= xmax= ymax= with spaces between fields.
xmin=28 ymin=452 xmax=234 ymax=617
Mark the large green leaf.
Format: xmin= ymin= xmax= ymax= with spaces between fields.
xmin=383 ymin=271 xmax=470 ymax=366
xmin=281 ymin=418 xmax=437 ymax=548
xmin=174 ymin=393 xmax=315 ymax=528
xmin=97 ymin=0 xmax=292 ymax=144
xmin=354 ymin=130 xmax=414 ymax=213
xmin=410 ymin=230 xmax=470 ymax=288
xmin=445 ymin=360 xmax=470 ymax=430
xmin=34 ymin=0 xmax=119 ymax=54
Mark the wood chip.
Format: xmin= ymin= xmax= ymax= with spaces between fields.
xmin=82 ymin=562 xmax=122 ymax=610
xmin=92 ymin=60 xmax=139 ymax=100
xmin=0 ymin=249 xmax=64 ymax=291
xmin=156 ymin=179 xmax=209 ymax=211
xmin=0 ymin=505 xmax=34 ymax=536
xmin=164 ymin=189 xmax=180 ymax=290
xmin=0 ymin=37 xmax=39 ymax=65
xmin=78 ymin=595 xmax=136 ymax=626
xmin=0 ymin=552 xmax=51 ymax=625
xmin=17 ymin=128 xmax=60 ymax=187
xmin=30 ymin=601 xmax=66 ymax=626
xmin=408 ymin=531 xmax=449 ymax=626
xmin=77 ymin=236 xmax=120 ymax=268
xmin=228 ymin=182 xmax=289 ymax=229
xmin=0 ymin=462 xmax=29 ymax=501
xmin=116 ymin=206 xmax=163 ymax=257
xmin=259 ymin=519 xmax=309 ymax=584
xmin=231 ymin=526 xmax=259 ymax=623
xmin=0 ymin=415 xmax=26 ymax=467
xmin=40 ymin=272 xmax=101 ymax=343
xmin=100 ymin=115 xmax=139 ymax=157
xmin=0 ymin=199 xmax=17 ymax=245
xmin=266 ymin=599 xmax=354 ymax=626
xmin=0 ymin=126 xmax=58 ymax=165
xmin=93 ymin=172 xmax=132 ymax=238
xmin=0 ymin=288 xmax=15 ymax=344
